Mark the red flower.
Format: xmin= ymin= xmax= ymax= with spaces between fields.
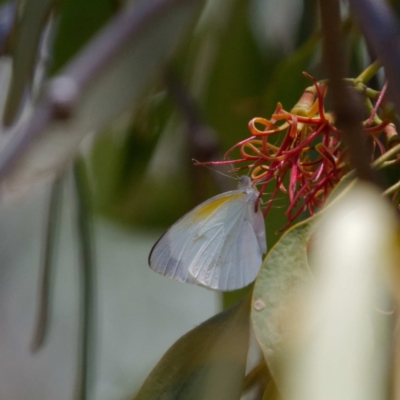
xmin=202 ymin=73 xmax=392 ymax=228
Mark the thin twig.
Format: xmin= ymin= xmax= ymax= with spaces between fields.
xmin=73 ymin=159 xmax=96 ymax=400
xmin=355 ymin=60 xmax=381 ymax=84
xmin=31 ymin=176 xmax=63 ymax=352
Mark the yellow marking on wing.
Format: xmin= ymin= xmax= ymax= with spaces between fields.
xmin=191 ymin=193 xmax=245 ymax=221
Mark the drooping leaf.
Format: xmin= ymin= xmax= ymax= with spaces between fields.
xmin=134 ymin=295 xmax=251 ymax=400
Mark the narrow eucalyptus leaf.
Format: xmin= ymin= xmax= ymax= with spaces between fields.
xmin=134 ymin=295 xmax=251 ymax=400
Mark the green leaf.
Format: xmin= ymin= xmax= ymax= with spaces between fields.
xmin=89 ymin=91 xmax=187 ymax=228
xmin=134 ymin=295 xmax=251 ymax=400
xmin=50 ymin=0 xmax=116 ymax=74
xmin=203 ymin=0 xmax=271 ymax=151
xmin=264 ymin=33 xmax=320 ymax=115
xmin=262 ymin=380 xmax=282 ymax=400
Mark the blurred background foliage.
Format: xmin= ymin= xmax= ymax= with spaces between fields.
xmin=0 ymin=0 xmax=397 ymax=399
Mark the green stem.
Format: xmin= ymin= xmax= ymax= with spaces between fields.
xmin=363 ymin=87 xmax=381 ymax=100
xmin=382 ymin=180 xmax=400 ymax=196
xmin=31 ymin=176 xmax=63 ymax=352
xmin=74 ymin=158 xmax=96 ymax=400
xmin=362 ymin=97 xmax=384 ymax=126
xmin=373 ymin=142 xmax=400 ymax=168
xmin=380 ymin=159 xmax=400 ymax=168
xmin=355 ymin=60 xmax=382 ymax=84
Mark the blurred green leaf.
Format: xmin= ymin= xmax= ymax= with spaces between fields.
xmin=134 ymin=295 xmax=251 ymax=400
xmin=3 ymin=0 xmax=53 ymax=126
xmin=262 ymin=380 xmax=282 ymax=400
xmin=223 ymin=284 xmax=252 ymax=309
xmin=50 ymin=0 xmax=116 ymax=73
xmin=203 ymin=0 xmax=271 ymax=150
xmin=265 ymin=33 xmax=320 ymax=114
xmin=89 ymin=89 xmax=190 ymax=228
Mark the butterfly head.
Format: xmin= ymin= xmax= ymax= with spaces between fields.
xmin=238 ymin=175 xmax=252 ymax=190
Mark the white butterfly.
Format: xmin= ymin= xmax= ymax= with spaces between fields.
xmin=148 ymin=176 xmax=267 ymax=291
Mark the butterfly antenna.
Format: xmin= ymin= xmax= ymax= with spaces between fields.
xmin=192 ymin=159 xmax=236 ymax=180
xmin=227 ymin=164 xmax=253 ymax=181
xmin=222 ymin=155 xmax=241 ymax=180
xmin=265 ymin=196 xmax=287 ymax=209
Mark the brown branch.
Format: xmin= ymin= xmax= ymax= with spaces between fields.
xmin=319 ymin=0 xmax=379 ymax=185
xmin=0 ymin=0 xmax=201 ymax=184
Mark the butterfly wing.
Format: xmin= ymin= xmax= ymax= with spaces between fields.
xmin=148 ymin=188 xmax=266 ymax=291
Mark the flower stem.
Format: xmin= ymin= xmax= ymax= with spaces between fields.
xmin=356 ymin=60 xmax=382 ymax=84
xmin=383 ymin=180 xmax=400 ymax=196
xmin=373 ymin=142 xmax=400 ymax=168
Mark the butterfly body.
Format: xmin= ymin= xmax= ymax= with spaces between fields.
xmin=148 ymin=176 xmax=267 ymax=291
